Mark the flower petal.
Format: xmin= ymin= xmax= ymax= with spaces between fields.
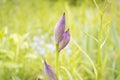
xmin=58 ymin=29 xmax=70 ymax=52
xmin=54 ymin=13 xmax=65 ymax=43
xmin=44 ymin=60 xmax=57 ymax=80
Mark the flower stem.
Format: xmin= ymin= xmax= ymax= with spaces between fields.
xmin=56 ymin=43 xmax=59 ymax=79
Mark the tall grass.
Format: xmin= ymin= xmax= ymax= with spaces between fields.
xmin=0 ymin=0 xmax=120 ymax=80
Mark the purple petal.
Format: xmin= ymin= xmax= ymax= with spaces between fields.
xmin=54 ymin=13 xmax=65 ymax=43
xmin=44 ymin=60 xmax=57 ymax=80
xmin=58 ymin=29 xmax=70 ymax=52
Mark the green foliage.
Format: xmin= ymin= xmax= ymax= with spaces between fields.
xmin=0 ymin=0 xmax=120 ymax=80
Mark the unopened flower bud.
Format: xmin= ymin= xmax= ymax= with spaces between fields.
xmin=58 ymin=29 xmax=70 ymax=52
xmin=44 ymin=60 xmax=57 ymax=80
xmin=54 ymin=13 xmax=65 ymax=43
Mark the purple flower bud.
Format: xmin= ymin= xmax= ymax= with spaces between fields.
xmin=58 ymin=29 xmax=70 ymax=52
xmin=44 ymin=60 xmax=57 ymax=80
xmin=54 ymin=13 xmax=65 ymax=43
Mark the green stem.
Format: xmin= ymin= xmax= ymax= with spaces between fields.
xmin=16 ymin=35 xmax=20 ymax=62
xmin=97 ymin=13 xmax=103 ymax=80
xmin=56 ymin=43 xmax=59 ymax=79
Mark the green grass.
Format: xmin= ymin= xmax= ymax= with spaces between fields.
xmin=0 ymin=0 xmax=120 ymax=80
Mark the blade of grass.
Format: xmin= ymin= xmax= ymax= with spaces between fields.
xmin=83 ymin=31 xmax=98 ymax=43
xmin=92 ymin=0 xmax=102 ymax=14
xmin=60 ymin=66 xmax=73 ymax=80
xmin=74 ymin=68 xmax=83 ymax=80
xmin=71 ymin=38 xmax=98 ymax=80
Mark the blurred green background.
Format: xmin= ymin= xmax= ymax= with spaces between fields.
xmin=0 ymin=0 xmax=120 ymax=80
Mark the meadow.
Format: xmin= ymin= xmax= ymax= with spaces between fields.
xmin=0 ymin=0 xmax=120 ymax=80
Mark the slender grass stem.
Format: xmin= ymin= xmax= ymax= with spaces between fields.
xmin=56 ymin=43 xmax=59 ymax=79
xmin=93 ymin=0 xmax=102 ymax=14
xmin=97 ymin=12 xmax=103 ymax=80
xmin=72 ymin=39 xmax=98 ymax=80
xmin=97 ymin=14 xmax=102 ymax=66
xmin=16 ymin=35 xmax=20 ymax=62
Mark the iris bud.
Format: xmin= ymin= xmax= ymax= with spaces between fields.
xmin=44 ymin=60 xmax=57 ymax=80
xmin=54 ymin=13 xmax=65 ymax=43
xmin=58 ymin=29 xmax=70 ymax=52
